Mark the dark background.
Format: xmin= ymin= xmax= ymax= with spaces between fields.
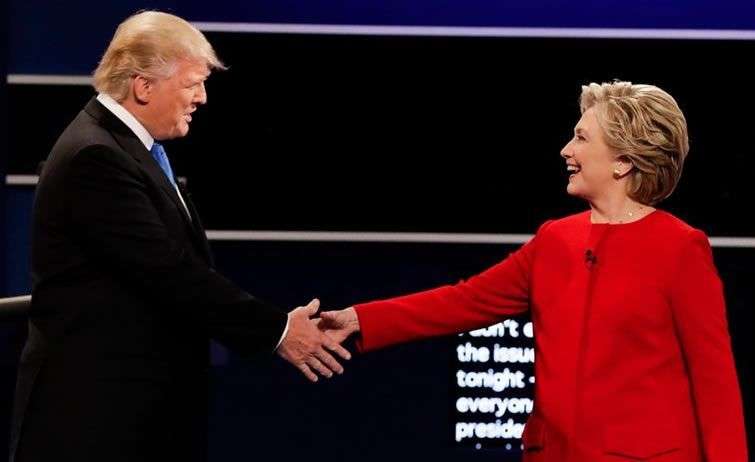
xmin=2 ymin=2 xmax=754 ymax=461
xmin=8 ymin=35 xmax=754 ymax=235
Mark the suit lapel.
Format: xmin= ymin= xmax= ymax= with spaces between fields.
xmin=177 ymin=181 xmax=215 ymax=266
xmin=84 ymin=98 xmax=194 ymax=228
xmin=127 ymin=139 xmax=195 ymax=229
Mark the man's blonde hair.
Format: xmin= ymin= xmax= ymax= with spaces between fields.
xmin=580 ymin=81 xmax=689 ymax=205
xmin=93 ymin=11 xmax=226 ymax=101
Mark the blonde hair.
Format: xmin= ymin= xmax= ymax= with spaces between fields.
xmin=580 ymin=81 xmax=689 ymax=205
xmin=93 ymin=11 xmax=226 ymax=102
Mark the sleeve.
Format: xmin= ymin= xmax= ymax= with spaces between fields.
xmin=354 ymin=222 xmax=549 ymax=352
xmin=669 ymin=229 xmax=748 ymax=462
xmin=64 ymin=144 xmax=288 ymax=354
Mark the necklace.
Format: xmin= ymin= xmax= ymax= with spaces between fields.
xmin=614 ymin=204 xmax=651 ymax=224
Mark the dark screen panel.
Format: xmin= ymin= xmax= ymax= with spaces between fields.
xmin=8 ymin=34 xmax=755 ymax=234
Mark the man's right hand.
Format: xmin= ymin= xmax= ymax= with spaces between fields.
xmin=276 ymin=299 xmax=352 ymax=382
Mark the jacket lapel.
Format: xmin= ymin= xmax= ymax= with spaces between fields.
xmin=177 ymin=181 xmax=215 ymax=266
xmin=84 ymin=98 xmax=194 ymax=228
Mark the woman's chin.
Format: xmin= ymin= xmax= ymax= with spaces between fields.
xmin=565 ymin=183 xmax=580 ymax=196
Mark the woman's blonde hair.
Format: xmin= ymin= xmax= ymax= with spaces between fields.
xmin=580 ymin=81 xmax=689 ymax=205
xmin=93 ymin=11 xmax=226 ymax=102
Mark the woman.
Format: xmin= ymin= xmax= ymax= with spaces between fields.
xmin=320 ymin=81 xmax=747 ymax=461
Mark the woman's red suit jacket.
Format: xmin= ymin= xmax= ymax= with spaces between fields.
xmin=355 ymin=211 xmax=747 ymax=462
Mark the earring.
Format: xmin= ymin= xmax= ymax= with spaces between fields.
xmin=613 ymin=169 xmax=622 ymax=179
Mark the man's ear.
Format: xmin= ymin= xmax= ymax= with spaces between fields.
xmin=132 ymin=75 xmax=153 ymax=104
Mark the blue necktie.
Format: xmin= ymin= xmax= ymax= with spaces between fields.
xmin=150 ymin=142 xmax=177 ymax=187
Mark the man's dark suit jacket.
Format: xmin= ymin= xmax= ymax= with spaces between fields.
xmin=10 ymin=97 xmax=288 ymax=462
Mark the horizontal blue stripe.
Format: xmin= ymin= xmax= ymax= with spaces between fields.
xmin=180 ymin=0 xmax=755 ymax=30
xmin=8 ymin=0 xmax=755 ymax=74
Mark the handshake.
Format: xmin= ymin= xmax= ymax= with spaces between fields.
xmin=276 ymin=299 xmax=361 ymax=382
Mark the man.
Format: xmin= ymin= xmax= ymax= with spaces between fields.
xmin=10 ymin=11 xmax=349 ymax=462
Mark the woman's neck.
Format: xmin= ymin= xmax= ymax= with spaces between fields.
xmin=589 ymin=195 xmax=654 ymax=224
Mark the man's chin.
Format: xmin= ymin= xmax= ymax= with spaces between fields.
xmin=170 ymin=124 xmax=190 ymax=139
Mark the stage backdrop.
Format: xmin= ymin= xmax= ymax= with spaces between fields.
xmin=3 ymin=2 xmax=754 ymax=460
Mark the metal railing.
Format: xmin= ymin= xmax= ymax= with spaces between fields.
xmin=0 ymin=295 xmax=31 ymax=321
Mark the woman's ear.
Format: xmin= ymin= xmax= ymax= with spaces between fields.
xmin=613 ymin=156 xmax=634 ymax=180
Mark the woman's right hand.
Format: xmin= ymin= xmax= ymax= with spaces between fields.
xmin=317 ymin=307 xmax=361 ymax=344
